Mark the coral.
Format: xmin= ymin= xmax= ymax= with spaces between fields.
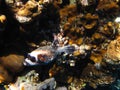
xmin=61 ymin=12 xmax=99 ymax=45
xmin=81 ymin=63 xmax=115 ymax=89
xmin=15 ymin=0 xmax=43 ymax=23
xmin=90 ymin=53 xmax=102 ymax=64
xmin=104 ymin=36 xmax=120 ymax=65
xmin=68 ymin=78 xmax=86 ymax=90
xmin=0 ymin=0 xmax=120 ymax=89
xmin=91 ymin=33 xmax=104 ymax=44
xmin=97 ymin=0 xmax=119 ymax=11
xmin=90 ymin=47 xmax=106 ymax=66
xmin=6 ymin=70 xmax=56 ymax=90
xmin=80 ymin=13 xmax=99 ymax=30
xmin=59 ymin=4 xmax=77 ymax=22
xmin=96 ymin=0 xmax=120 ymax=17
xmin=98 ymin=22 xmax=118 ymax=39
xmin=5 ymin=0 xmax=53 ymax=23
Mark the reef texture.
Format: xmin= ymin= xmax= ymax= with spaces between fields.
xmin=104 ymin=36 xmax=120 ymax=65
xmin=0 ymin=0 xmax=120 ymax=90
xmin=6 ymin=70 xmax=56 ymax=90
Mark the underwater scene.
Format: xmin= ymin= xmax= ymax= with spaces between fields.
xmin=1 ymin=0 xmax=120 ymax=90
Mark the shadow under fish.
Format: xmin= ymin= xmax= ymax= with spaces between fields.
xmin=24 ymin=45 xmax=75 ymax=66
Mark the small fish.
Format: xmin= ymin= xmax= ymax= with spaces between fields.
xmin=23 ymin=45 xmax=75 ymax=66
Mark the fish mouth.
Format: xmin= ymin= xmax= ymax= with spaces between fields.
xmin=23 ymin=58 xmax=51 ymax=66
xmin=23 ymin=58 xmax=39 ymax=66
xmin=15 ymin=15 xmax=32 ymax=23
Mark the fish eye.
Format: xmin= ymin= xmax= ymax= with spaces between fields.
xmin=30 ymin=57 xmax=36 ymax=62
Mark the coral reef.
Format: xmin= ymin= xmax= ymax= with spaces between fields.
xmin=1 ymin=0 xmax=120 ymax=90
xmin=6 ymin=70 xmax=56 ymax=90
xmin=104 ymin=36 xmax=120 ymax=65
xmin=5 ymin=0 xmax=53 ymax=23
xmin=0 ymin=65 xmax=13 ymax=83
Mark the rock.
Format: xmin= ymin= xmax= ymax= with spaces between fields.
xmin=5 ymin=0 xmax=43 ymax=23
xmin=0 ymin=54 xmax=24 ymax=73
xmin=80 ymin=63 xmax=115 ymax=88
xmin=15 ymin=78 xmax=56 ymax=90
xmin=0 ymin=65 xmax=13 ymax=83
xmin=7 ymin=70 xmax=56 ymax=90
xmin=56 ymin=86 xmax=67 ymax=90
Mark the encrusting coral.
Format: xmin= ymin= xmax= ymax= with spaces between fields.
xmin=96 ymin=0 xmax=119 ymax=11
xmin=96 ymin=0 xmax=120 ymax=18
xmin=104 ymin=36 xmax=120 ymax=65
xmin=80 ymin=13 xmax=99 ymax=30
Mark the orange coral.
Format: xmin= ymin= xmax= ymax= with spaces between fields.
xmin=97 ymin=1 xmax=119 ymax=11
xmin=59 ymin=4 xmax=77 ymax=21
xmin=99 ymin=22 xmax=118 ymax=38
xmin=91 ymin=33 xmax=105 ymax=44
xmin=84 ymin=13 xmax=99 ymax=19
xmin=90 ymin=53 xmax=103 ymax=64
xmin=105 ymin=36 xmax=120 ymax=64
xmin=80 ymin=13 xmax=99 ymax=30
xmin=90 ymin=49 xmax=106 ymax=64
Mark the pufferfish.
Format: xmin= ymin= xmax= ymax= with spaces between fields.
xmin=24 ymin=45 xmax=75 ymax=66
